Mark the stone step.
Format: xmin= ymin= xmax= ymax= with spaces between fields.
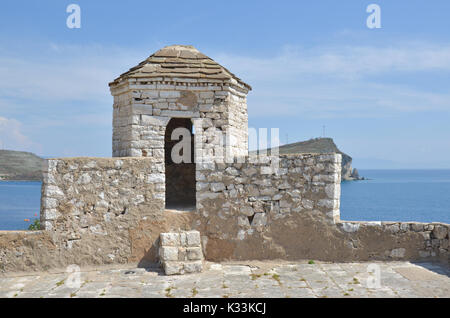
xmin=159 ymin=230 xmax=204 ymax=275
xmin=163 ymin=260 xmax=203 ymax=275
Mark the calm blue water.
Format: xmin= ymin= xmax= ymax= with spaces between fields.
xmin=0 ymin=170 xmax=449 ymax=230
xmin=0 ymin=181 xmax=41 ymax=230
xmin=341 ymin=170 xmax=450 ymax=224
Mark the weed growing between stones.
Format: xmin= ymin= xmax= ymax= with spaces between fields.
xmin=165 ymin=286 xmax=175 ymax=298
xmin=272 ymin=274 xmax=281 ymax=285
xmin=250 ymin=273 xmax=262 ymax=280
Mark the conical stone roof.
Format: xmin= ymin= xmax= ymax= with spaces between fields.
xmin=109 ymin=45 xmax=251 ymax=91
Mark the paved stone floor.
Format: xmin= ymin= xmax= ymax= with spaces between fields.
xmin=0 ymin=260 xmax=449 ymax=298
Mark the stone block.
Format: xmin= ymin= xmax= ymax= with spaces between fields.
xmin=251 ymin=213 xmax=267 ymax=227
xmin=179 ymin=232 xmax=187 ymax=246
xmin=160 ymin=233 xmax=180 ymax=246
xmin=42 ymin=197 xmax=58 ymax=209
xmin=187 ymin=247 xmax=203 ymax=261
xmin=432 ymin=239 xmax=440 ymax=248
xmin=147 ymin=174 xmax=165 ymax=184
xmin=240 ymin=206 xmax=254 ymax=217
xmin=386 ymin=224 xmax=400 ymax=234
xmin=210 ymin=182 xmax=225 ymax=192
xmin=422 ymin=232 xmax=431 ymax=240
xmin=159 ymin=91 xmax=180 ymax=98
xmin=183 ymin=260 xmax=203 ymax=273
xmin=186 ymin=231 xmax=201 ymax=246
xmin=159 ymin=230 xmax=203 ymax=275
xmin=45 ymin=185 xmax=65 ymax=198
xmin=160 ymin=246 xmax=178 ymax=261
xmin=342 ymin=222 xmax=360 ymax=233
xmin=433 ymin=225 xmax=448 ymax=240
xmin=400 ymin=223 xmax=410 ymax=231
xmin=178 ymin=247 xmax=187 ymax=261
xmin=237 ymin=216 xmax=251 ymax=227
xmin=44 ymin=209 xmax=60 ymax=220
xmin=163 ymin=261 xmax=183 ymax=275
xmin=390 ymin=248 xmax=406 ymax=258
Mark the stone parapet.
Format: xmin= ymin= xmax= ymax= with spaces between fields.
xmin=194 ymin=153 xmax=343 ymax=261
xmin=0 ymin=157 xmax=172 ymax=272
xmin=338 ymin=221 xmax=449 ymax=262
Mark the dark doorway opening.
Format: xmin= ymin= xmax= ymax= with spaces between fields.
xmin=164 ymin=118 xmax=196 ymax=211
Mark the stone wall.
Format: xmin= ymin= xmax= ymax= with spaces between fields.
xmin=40 ymin=157 xmax=165 ymax=233
xmin=194 ymin=153 xmax=342 ymax=260
xmin=1 ymin=154 xmax=449 ymax=273
xmin=193 ymin=153 xmax=449 ymax=264
xmin=0 ymin=157 xmax=194 ymax=272
xmin=338 ymin=221 xmax=449 ymax=262
xmin=0 ymin=231 xmax=56 ymax=272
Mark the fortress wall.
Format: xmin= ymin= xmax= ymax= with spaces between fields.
xmin=0 ymin=157 xmax=184 ymax=272
xmin=194 ymin=153 xmax=449 ymax=264
xmin=0 ymin=231 xmax=57 ymax=272
xmin=1 ymin=155 xmax=448 ymax=273
xmin=338 ymin=221 xmax=449 ymax=262
xmin=194 ymin=153 xmax=342 ymax=260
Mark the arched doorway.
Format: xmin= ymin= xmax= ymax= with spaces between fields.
xmin=164 ymin=118 xmax=196 ymax=211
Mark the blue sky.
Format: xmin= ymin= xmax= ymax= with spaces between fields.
xmin=0 ymin=0 xmax=450 ymax=168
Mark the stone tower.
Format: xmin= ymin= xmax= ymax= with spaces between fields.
xmin=109 ymin=45 xmax=251 ymax=159
xmin=109 ymin=45 xmax=251 ymax=208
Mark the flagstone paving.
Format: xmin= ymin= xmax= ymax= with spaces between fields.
xmin=0 ymin=260 xmax=449 ymax=298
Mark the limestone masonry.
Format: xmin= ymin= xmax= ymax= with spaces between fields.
xmin=0 ymin=45 xmax=448 ymax=273
xmin=159 ymin=230 xmax=203 ymax=275
xmin=110 ymin=44 xmax=249 ymax=160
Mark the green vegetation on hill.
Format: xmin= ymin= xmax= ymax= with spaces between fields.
xmin=0 ymin=150 xmax=45 ymax=181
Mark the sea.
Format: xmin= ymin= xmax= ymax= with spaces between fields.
xmin=0 ymin=169 xmax=449 ymax=230
xmin=0 ymin=181 xmax=41 ymax=230
xmin=341 ymin=169 xmax=450 ymax=224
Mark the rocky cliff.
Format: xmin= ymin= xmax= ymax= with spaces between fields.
xmin=257 ymin=138 xmax=361 ymax=181
xmin=0 ymin=150 xmax=45 ymax=181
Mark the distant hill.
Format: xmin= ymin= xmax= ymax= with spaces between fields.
xmin=0 ymin=150 xmax=45 ymax=181
xmin=253 ymin=138 xmax=361 ymax=181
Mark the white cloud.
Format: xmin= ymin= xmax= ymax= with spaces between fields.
xmin=0 ymin=43 xmax=148 ymax=103
xmin=1 ymin=41 xmax=450 ymax=122
xmin=215 ymin=43 xmax=450 ymax=79
xmin=0 ymin=116 xmax=42 ymax=153
xmin=213 ymin=42 xmax=450 ymax=118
